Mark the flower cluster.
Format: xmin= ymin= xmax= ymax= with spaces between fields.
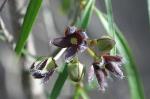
xmin=30 ymin=26 xmax=124 ymax=92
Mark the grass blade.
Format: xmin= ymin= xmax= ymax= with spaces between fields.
xmin=104 ymin=0 xmax=114 ymax=34
xmin=104 ymin=0 xmax=116 ymax=55
xmin=77 ymin=0 xmax=95 ymax=29
xmin=15 ymin=0 xmax=43 ymax=55
xmin=147 ymin=0 xmax=150 ymax=25
xmin=49 ymin=63 xmax=68 ymax=99
xmin=94 ymin=7 xmax=145 ymax=99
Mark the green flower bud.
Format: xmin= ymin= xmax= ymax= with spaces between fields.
xmin=67 ymin=59 xmax=84 ymax=82
xmin=97 ymin=36 xmax=115 ymax=52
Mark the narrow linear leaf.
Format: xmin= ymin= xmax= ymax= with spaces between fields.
xmin=78 ymin=0 xmax=95 ymax=29
xmin=104 ymin=0 xmax=116 ymax=55
xmin=49 ymin=63 xmax=68 ymax=99
xmin=104 ymin=0 xmax=115 ymax=34
xmin=94 ymin=7 xmax=145 ymax=99
xmin=147 ymin=0 xmax=150 ymax=25
xmin=15 ymin=0 xmax=43 ymax=55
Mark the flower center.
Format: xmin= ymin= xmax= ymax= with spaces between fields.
xmin=70 ymin=37 xmax=78 ymax=45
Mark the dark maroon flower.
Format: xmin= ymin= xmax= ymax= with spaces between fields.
xmin=88 ymin=55 xmax=124 ymax=91
xmin=30 ymin=58 xmax=56 ymax=83
xmin=51 ymin=26 xmax=88 ymax=61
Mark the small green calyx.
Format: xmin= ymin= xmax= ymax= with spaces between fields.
xmin=67 ymin=59 xmax=84 ymax=82
xmin=97 ymin=36 xmax=115 ymax=52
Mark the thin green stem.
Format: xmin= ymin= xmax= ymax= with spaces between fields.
xmin=73 ymin=83 xmax=89 ymax=99
xmin=104 ymin=0 xmax=116 ymax=55
xmin=73 ymin=84 xmax=80 ymax=99
xmin=86 ymin=48 xmax=98 ymax=60
xmin=54 ymin=48 xmax=66 ymax=60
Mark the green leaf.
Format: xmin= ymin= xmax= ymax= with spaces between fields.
xmin=94 ymin=7 xmax=145 ymax=99
xmin=104 ymin=0 xmax=116 ymax=55
xmin=104 ymin=0 xmax=114 ymax=34
xmin=147 ymin=0 xmax=150 ymax=25
xmin=77 ymin=0 xmax=95 ymax=29
xmin=15 ymin=0 xmax=43 ymax=55
xmin=49 ymin=63 xmax=68 ymax=99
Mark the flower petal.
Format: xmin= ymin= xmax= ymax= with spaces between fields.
xmin=80 ymin=31 xmax=88 ymax=40
xmin=103 ymin=55 xmax=122 ymax=62
xmin=30 ymin=63 xmax=35 ymax=70
xmin=65 ymin=47 xmax=77 ymax=62
xmin=95 ymin=69 xmax=107 ymax=92
xmin=111 ymin=62 xmax=124 ymax=79
xmin=79 ymin=45 xmax=87 ymax=52
xmin=93 ymin=65 xmax=107 ymax=91
xmin=88 ymin=66 xmax=95 ymax=83
xmin=101 ymin=68 xmax=109 ymax=77
xmin=37 ymin=59 xmax=48 ymax=70
xmin=65 ymin=26 xmax=76 ymax=35
xmin=105 ymin=62 xmax=124 ymax=79
xmin=51 ymin=37 xmax=71 ymax=48
xmin=42 ymin=70 xmax=54 ymax=83
xmin=31 ymin=70 xmax=45 ymax=79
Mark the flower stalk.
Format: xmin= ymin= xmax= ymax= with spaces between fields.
xmin=86 ymin=48 xmax=98 ymax=60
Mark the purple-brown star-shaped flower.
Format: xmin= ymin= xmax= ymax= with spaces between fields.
xmin=30 ymin=58 xmax=56 ymax=83
xmin=88 ymin=55 xmax=124 ymax=91
xmin=51 ymin=26 xmax=88 ymax=61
